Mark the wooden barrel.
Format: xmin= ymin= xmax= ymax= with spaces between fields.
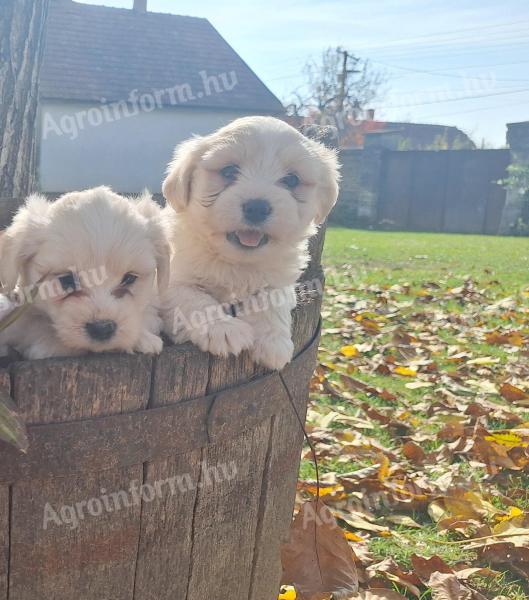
xmin=0 ymin=229 xmax=325 ymax=600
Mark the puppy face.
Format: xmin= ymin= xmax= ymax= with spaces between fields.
xmin=163 ymin=116 xmax=340 ymax=263
xmin=0 ymin=187 xmax=169 ymax=354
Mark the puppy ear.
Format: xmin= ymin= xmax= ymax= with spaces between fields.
xmin=134 ymin=191 xmax=171 ymax=293
xmin=312 ymin=143 xmax=341 ymax=225
xmin=0 ymin=194 xmax=50 ymax=289
xmin=162 ymin=136 xmax=205 ymax=212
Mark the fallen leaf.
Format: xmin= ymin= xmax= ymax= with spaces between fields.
xmin=402 ymin=441 xmax=427 ymax=464
xmin=340 ymin=345 xmax=359 ymax=358
xmin=500 ymin=383 xmax=529 ymax=405
xmin=281 ymin=501 xmax=359 ymax=600
xmin=394 ymin=367 xmax=417 ymax=377
xmin=279 ymin=585 xmax=297 ymax=600
xmin=427 ymin=572 xmax=472 ymax=599
xmin=485 ymin=331 xmax=524 ymax=347
xmin=410 ymin=555 xmax=453 ymax=584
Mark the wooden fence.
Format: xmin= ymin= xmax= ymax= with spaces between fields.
xmin=378 ymin=149 xmax=510 ymax=234
xmin=334 ymin=148 xmax=511 ymax=234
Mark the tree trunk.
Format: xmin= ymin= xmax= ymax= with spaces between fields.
xmin=0 ymin=0 xmax=50 ymax=198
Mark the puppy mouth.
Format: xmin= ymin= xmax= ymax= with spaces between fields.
xmin=226 ymin=230 xmax=269 ymax=249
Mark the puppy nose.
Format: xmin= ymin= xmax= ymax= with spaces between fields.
xmin=85 ymin=320 xmax=117 ymax=342
xmin=242 ymin=198 xmax=272 ymax=225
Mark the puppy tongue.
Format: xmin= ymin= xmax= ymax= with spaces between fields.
xmin=236 ymin=230 xmax=264 ymax=247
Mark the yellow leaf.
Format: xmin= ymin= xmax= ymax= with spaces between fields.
xmin=321 ymin=362 xmax=336 ymax=371
xmin=340 ymin=345 xmax=359 ymax=358
xmin=497 ymin=507 xmax=524 ymax=522
xmin=484 ymin=432 xmax=528 ymax=449
xmin=278 ymin=585 xmax=297 ymax=600
xmin=344 ymin=531 xmax=364 ymax=542
xmin=378 ymin=453 xmax=391 ymax=481
xmin=416 ymin=288 xmax=432 ymax=297
xmin=354 ymin=311 xmax=382 ymax=321
xmin=394 ymin=366 xmax=417 ymax=377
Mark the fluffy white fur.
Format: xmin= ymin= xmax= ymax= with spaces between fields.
xmin=0 ymin=186 xmax=169 ymax=360
xmin=161 ymin=116 xmax=340 ymax=370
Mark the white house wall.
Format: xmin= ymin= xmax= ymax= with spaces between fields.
xmin=38 ymin=100 xmax=254 ymax=193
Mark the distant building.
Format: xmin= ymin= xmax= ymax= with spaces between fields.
xmin=339 ymin=110 xmax=475 ymax=150
xmin=361 ymin=122 xmax=476 ymax=151
xmin=287 ymin=110 xmax=475 ymax=150
xmin=39 ymin=0 xmax=283 ymax=193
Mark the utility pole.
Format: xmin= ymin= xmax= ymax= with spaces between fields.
xmin=336 ymin=48 xmax=360 ymax=113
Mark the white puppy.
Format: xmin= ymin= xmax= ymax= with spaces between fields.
xmin=161 ymin=116 xmax=340 ymax=370
xmin=0 ymin=186 xmax=169 ymax=360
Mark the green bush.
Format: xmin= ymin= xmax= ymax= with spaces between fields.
xmin=501 ymin=163 xmax=529 ymax=236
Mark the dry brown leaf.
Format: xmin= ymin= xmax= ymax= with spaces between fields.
xmin=485 ymin=331 xmax=525 ymax=347
xmin=500 ymin=382 xmax=529 ymax=405
xmin=402 ymin=441 xmax=427 ymax=464
xmin=366 ymin=558 xmax=421 ymax=597
xmin=427 ymin=572 xmax=472 ymax=600
xmin=281 ymin=500 xmax=359 ymax=600
xmin=410 ymin=555 xmax=453 ymax=584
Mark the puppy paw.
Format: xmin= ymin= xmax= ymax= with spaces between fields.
xmin=251 ymin=334 xmax=294 ymax=371
xmin=191 ymin=317 xmax=254 ymax=357
xmin=135 ymin=332 xmax=164 ymax=355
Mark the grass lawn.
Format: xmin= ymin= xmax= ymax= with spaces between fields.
xmin=324 ymin=228 xmax=528 ymax=292
xmin=299 ymin=227 xmax=529 ymax=599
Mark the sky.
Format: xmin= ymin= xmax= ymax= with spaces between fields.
xmin=77 ymin=0 xmax=529 ymax=147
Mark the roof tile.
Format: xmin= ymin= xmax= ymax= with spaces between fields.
xmin=40 ymin=0 xmax=284 ymax=112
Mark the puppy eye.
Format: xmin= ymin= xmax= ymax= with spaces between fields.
xmin=280 ymin=173 xmax=300 ymax=189
xmin=58 ymin=272 xmax=79 ymax=294
xmin=220 ymin=164 xmax=240 ymax=182
xmin=120 ymin=272 xmax=138 ymax=286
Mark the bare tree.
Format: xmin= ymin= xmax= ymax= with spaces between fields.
xmin=287 ymin=47 xmax=385 ymax=126
xmin=0 ymin=0 xmax=50 ymax=198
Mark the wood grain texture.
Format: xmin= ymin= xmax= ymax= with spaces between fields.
xmin=249 ymin=336 xmax=320 ymax=600
xmin=133 ymin=343 xmax=209 ymax=600
xmin=11 ymin=353 xmax=152 ymax=425
xmin=0 ymin=0 xmax=50 ymax=197
xmin=8 ymin=354 xmax=152 ymax=600
xmin=0 ymin=370 xmax=10 ymax=600
xmin=183 ymin=350 xmax=269 ymax=600
xmin=0 ymin=487 xmax=7 ymax=600
xmin=246 ymin=234 xmax=324 ymax=599
xmin=0 ymin=332 xmax=321 ymax=484
xmin=185 ymin=421 xmax=271 ymax=600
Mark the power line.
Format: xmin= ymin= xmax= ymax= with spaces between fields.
xmin=357 ymin=26 xmax=529 ymax=53
xmin=420 ymin=58 xmax=529 ymax=71
xmin=380 ymin=86 xmax=529 ymax=110
xmin=355 ymin=18 xmax=529 ymax=49
xmin=419 ymin=98 xmax=529 ymax=120
xmin=371 ymin=39 xmax=529 ymax=62
xmin=373 ymin=59 xmax=529 ymax=84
